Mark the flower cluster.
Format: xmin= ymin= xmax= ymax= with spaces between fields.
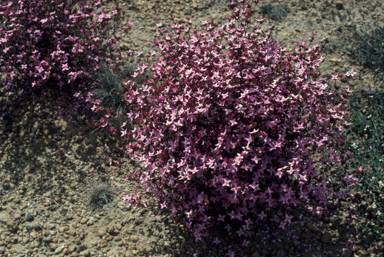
xmin=89 ymin=1 xmax=361 ymax=253
xmin=0 ymin=0 xmax=131 ymax=101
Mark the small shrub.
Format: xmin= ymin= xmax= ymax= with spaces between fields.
xmin=87 ymin=178 xmax=114 ymax=206
xmin=92 ymin=0 xmax=360 ymax=255
xmin=91 ymin=62 xmax=129 ymax=118
xmin=0 ymin=0 xmax=129 ymax=100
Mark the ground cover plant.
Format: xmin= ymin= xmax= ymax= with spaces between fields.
xmin=0 ymin=0 xmax=133 ymax=124
xmin=0 ymin=0 xmax=140 ymax=186
xmin=89 ymin=0 xmax=363 ymax=255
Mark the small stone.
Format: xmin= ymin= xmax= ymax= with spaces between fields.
xmin=35 ymin=160 xmax=42 ymax=167
xmin=128 ymin=244 xmax=137 ymax=250
xmin=130 ymin=235 xmax=139 ymax=242
xmin=97 ymin=228 xmax=106 ymax=238
xmin=54 ymin=245 xmax=65 ymax=254
xmin=25 ymin=213 xmax=34 ymax=222
xmin=49 ymin=243 xmax=58 ymax=250
xmin=58 ymin=226 xmax=69 ymax=233
xmin=335 ymin=0 xmax=344 ymax=10
xmin=42 ymin=237 xmax=53 ymax=243
xmin=79 ymin=249 xmax=90 ymax=256
xmin=66 ymin=230 xmax=76 ymax=236
xmin=68 ymin=245 xmax=76 ymax=253
xmin=7 ymin=221 xmax=18 ymax=233
xmin=99 ymin=240 xmax=108 ymax=248
xmin=76 ymin=245 xmax=86 ymax=253
xmin=80 ymin=218 xmax=88 ymax=224
xmin=32 ymin=224 xmax=41 ymax=230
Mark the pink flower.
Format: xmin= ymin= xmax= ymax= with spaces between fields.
xmin=226 ymin=250 xmax=235 ymax=257
xmin=235 ymin=212 xmax=243 ymax=221
xmin=185 ymin=209 xmax=193 ymax=218
xmin=236 ymin=228 xmax=245 ymax=237
xmin=222 ymin=179 xmax=231 ymax=187
xmin=284 ymin=214 xmax=293 ymax=225
xmin=258 ymin=211 xmax=267 ymax=221
xmin=213 ymin=237 xmax=221 ymax=245
xmin=3 ymin=46 xmax=11 ymax=53
xmin=194 ymin=232 xmax=202 ymax=242
xmin=160 ymin=201 xmax=167 ymax=209
xmin=218 ymin=214 xmax=225 ymax=222
xmin=244 ymin=218 xmax=253 ymax=227
xmin=280 ymin=195 xmax=289 ymax=204
xmin=331 ymin=74 xmax=338 ymax=80
xmin=242 ymin=240 xmax=250 ymax=247
xmin=231 ymin=184 xmax=241 ymax=195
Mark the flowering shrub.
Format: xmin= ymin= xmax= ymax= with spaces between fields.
xmin=0 ymin=0 xmax=131 ymax=100
xmin=92 ymin=0 xmax=361 ymax=254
